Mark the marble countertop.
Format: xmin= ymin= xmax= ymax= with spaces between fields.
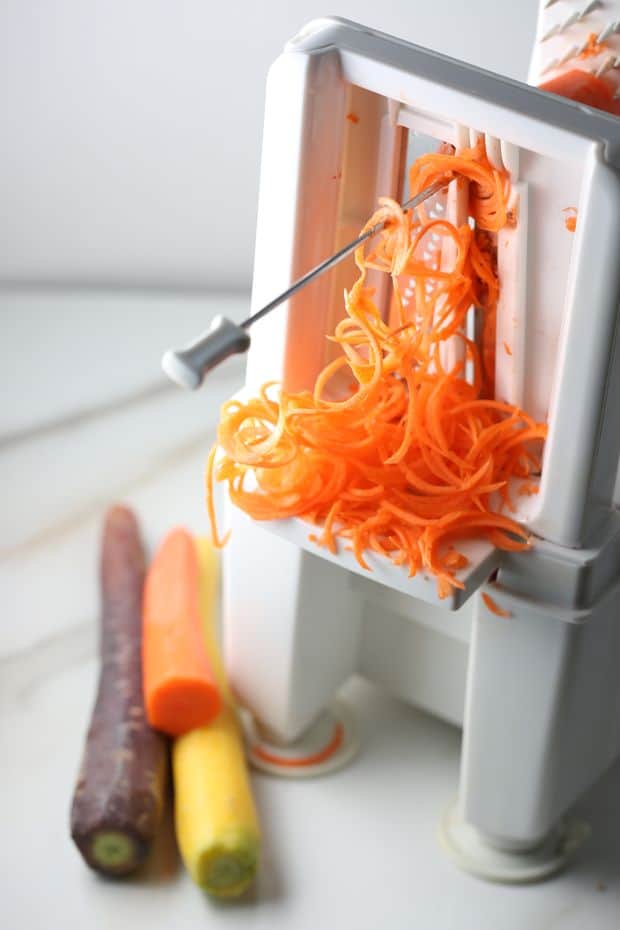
xmin=2 ymin=290 xmax=619 ymax=929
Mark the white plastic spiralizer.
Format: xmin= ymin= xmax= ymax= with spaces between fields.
xmin=162 ymin=14 xmax=620 ymax=883
xmin=214 ymin=16 xmax=620 ymax=883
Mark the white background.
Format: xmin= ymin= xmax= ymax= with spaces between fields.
xmin=1 ymin=0 xmax=539 ymax=291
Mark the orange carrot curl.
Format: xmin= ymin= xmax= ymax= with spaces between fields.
xmin=206 ymin=143 xmax=546 ymax=598
xmin=481 ymin=592 xmax=511 ymax=618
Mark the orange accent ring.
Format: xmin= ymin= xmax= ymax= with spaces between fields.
xmin=251 ymin=723 xmax=344 ymax=768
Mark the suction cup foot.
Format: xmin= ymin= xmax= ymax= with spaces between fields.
xmin=439 ymin=803 xmax=589 ymax=884
xmin=245 ymin=700 xmax=358 ymax=778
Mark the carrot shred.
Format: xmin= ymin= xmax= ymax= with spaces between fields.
xmin=503 ymin=341 xmax=512 ymax=356
xmin=578 ymin=33 xmax=606 ymax=60
xmin=206 ymin=143 xmax=547 ymax=598
xmin=346 ymin=112 xmax=360 ymax=124
xmin=206 ymin=447 xmax=230 ymax=548
xmin=482 ymin=591 xmax=511 ymax=618
xmin=563 ymin=207 xmax=578 ymax=233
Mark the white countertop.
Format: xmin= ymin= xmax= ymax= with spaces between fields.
xmin=2 ymin=290 xmax=619 ymax=929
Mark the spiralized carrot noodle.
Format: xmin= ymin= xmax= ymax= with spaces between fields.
xmin=206 ymin=142 xmax=547 ymax=598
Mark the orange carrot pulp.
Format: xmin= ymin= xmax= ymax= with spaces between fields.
xmin=143 ymin=528 xmax=220 ymax=736
xmin=578 ymin=32 xmax=607 ymax=60
xmin=563 ymin=207 xmax=578 ymax=233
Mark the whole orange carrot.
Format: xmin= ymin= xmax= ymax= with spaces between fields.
xmin=142 ymin=528 xmax=220 ymax=737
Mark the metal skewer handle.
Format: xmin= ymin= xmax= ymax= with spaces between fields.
xmin=161 ymin=316 xmax=251 ymax=391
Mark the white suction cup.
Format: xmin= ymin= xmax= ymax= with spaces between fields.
xmin=245 ymin=700 xmax=358 ymax=778
xmin=439 ymin=802 xmax=590 ymax=884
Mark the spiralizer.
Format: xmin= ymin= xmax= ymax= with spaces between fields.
xmin=166 ymin=14 xmax=620 ymax=882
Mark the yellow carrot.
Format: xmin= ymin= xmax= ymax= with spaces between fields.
xmin=172 ymin=537 xmax=260 ymax=897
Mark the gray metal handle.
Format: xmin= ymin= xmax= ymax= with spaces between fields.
xmin=161 ymin=315 xmax=250 ymax=390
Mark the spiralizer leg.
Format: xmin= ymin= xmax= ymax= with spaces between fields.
xmin=441 ymin=590 xmax=595 ymax=882
xmin=223 ymin=507 xmax=361 ymax=775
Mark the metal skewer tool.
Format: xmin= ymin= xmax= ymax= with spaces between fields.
xmin=161 ymin=178 xmax=448 ymax=390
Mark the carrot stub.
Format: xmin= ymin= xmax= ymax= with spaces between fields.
xmin=143 ymin=528 xmax=221 ymax=736
xmin=538 ymin=69 xmax=620 ymax=116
